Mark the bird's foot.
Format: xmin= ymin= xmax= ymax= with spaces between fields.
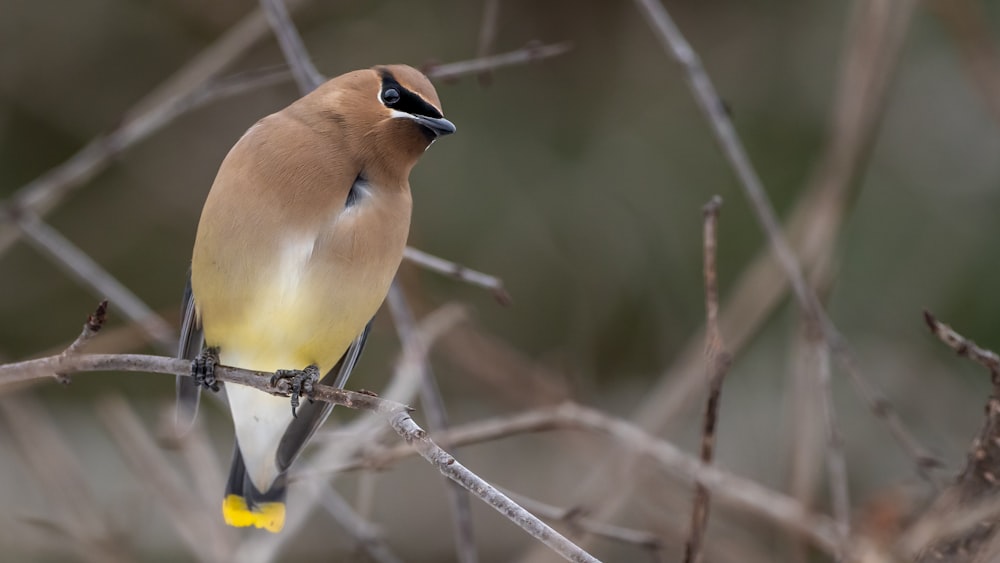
xmin=270 ymin=364 xmax=320 ymax=418
xmin=191 ymin=347 xmax=220 ymax=392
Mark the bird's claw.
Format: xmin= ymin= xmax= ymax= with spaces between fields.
xmin=191 ymin=347 xmax=220 ymax=392
xmin=270 ymin=364 xmax=320 ymax=418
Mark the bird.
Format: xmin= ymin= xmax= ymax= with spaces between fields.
xmin=175 ymin=64 xmax=455 ymax=533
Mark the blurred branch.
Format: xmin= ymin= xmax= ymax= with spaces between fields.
xmin=0 ymin=397 xmax=129 ymax=563
xmin=786 ymin=308 xmax=829 ymax=563
xmin=97 ymin=394 xmax=234 ymax=563
xmin=9 ymin=213 xmax=176 ymax=354
xmin=0 ymin=303 xmax=599 ymax=563
xmin=499 ymin=488 xmax=664 ymax=555
xmin=435 ymin=317 xmax=570 ymax=406
xmin=426 ymin=41 xmax=573 ymax=82
xmin=684 ymin=197 xmax=733 ymax=563
xmin=124 ymin=0 xmax=309 ymax=120
xmin=259 ymin=0 xmax=324 ymax=91
xmin=159 ymin=408 xmax=228 ymax=521
xmin=403 ymin=247 xmax=511 ymax=305
xmin=387 ymin=284 xmax=479 ymax=563
xmin=474 ymin=0 xmax=502 ymax=85
xmin=930 ymin=0 xmax=1000 ymax=128
xmin=317 ymin=484 xmax=404 ymax=563
xmin=631 ymin=0 xmax=935 ymax=480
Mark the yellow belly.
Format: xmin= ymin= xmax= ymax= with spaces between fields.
xmin=203 ymin=275 xmax=377 ymax=375
xmin=194 ymin=228 xmax=403 ymax=491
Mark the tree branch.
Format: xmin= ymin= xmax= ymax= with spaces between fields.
xmin=0 ymin=322 xmax=600 ymax=563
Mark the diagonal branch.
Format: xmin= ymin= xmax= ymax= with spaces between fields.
xmin=403 ymin=246 xmax=511 ymax=305
xmin=10 ymin=213 xmax=176 ymax=354
xmin=387 ymin=285 xmax=479 ymax=563
xmin=427 ymin=41 xmax=573 ymax=81
xmin=631 ymin=0 xmax=936 ymax=481
xmin=259 ymin=0 xmax=324 ymax=91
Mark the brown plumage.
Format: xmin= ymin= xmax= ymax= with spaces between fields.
xmin=180 ymin=64 xmax=454 ymax=532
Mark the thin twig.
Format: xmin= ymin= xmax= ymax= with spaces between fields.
xmin=631 ymin=0 xmax=938 ymax=480
xmin=924 ymin=311 xmax=1000 ymax=376
xmin=684 ymin=196 xmax=732 ymax=563
xmin=403 ymin=246 xmax=512 ymax=305
xmin=500 ymin=488 xmax=664 ymax=553
xmin=61 ymin=300 xmax=108 ymax=358
xmin=426 ymin=41 xmax=573 ymax=82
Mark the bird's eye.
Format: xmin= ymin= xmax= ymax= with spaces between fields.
xmin=382 ymin=88 xmax=400 ymax=105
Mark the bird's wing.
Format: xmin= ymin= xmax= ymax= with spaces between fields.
xmin=275 ymin=320 xmax=372 ymax=472
xmin=175 ymin=272 xmax=205 ymax=433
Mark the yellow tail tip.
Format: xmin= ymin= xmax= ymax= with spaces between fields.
xmin=222 ymin=494 xmax=285 ymax=533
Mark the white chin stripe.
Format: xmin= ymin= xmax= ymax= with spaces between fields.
xmin=389 ymin=109 xmax=416 ymax=121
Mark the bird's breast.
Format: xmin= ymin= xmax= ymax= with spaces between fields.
xmin=197 ymin=187 xmax=411 ymax=375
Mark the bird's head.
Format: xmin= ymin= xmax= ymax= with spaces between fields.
xmin=295 ymin=64 xmax=455 ymax=180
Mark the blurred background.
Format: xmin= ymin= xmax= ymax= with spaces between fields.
xmin=2 ymin=0 xmax=1000 ymax=561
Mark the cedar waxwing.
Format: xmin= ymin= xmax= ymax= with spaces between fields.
xmin=175 ymin=64 xmax=454 ymax=533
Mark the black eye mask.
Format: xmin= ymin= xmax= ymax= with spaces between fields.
xmin=378 ymin=69 xmax=443 ymax=119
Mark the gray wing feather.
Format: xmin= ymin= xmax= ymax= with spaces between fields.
xmin=175 ymin=273 xmax=204 ymax=433
xmin=275 ymin=320 xmax=372 ymax=472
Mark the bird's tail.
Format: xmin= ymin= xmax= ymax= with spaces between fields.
xmin=221 ymin=445 xmax=287 ymax=533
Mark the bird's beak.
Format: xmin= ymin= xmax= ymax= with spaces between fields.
xmin=409 ymin=114 xmax=456 ymax=137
